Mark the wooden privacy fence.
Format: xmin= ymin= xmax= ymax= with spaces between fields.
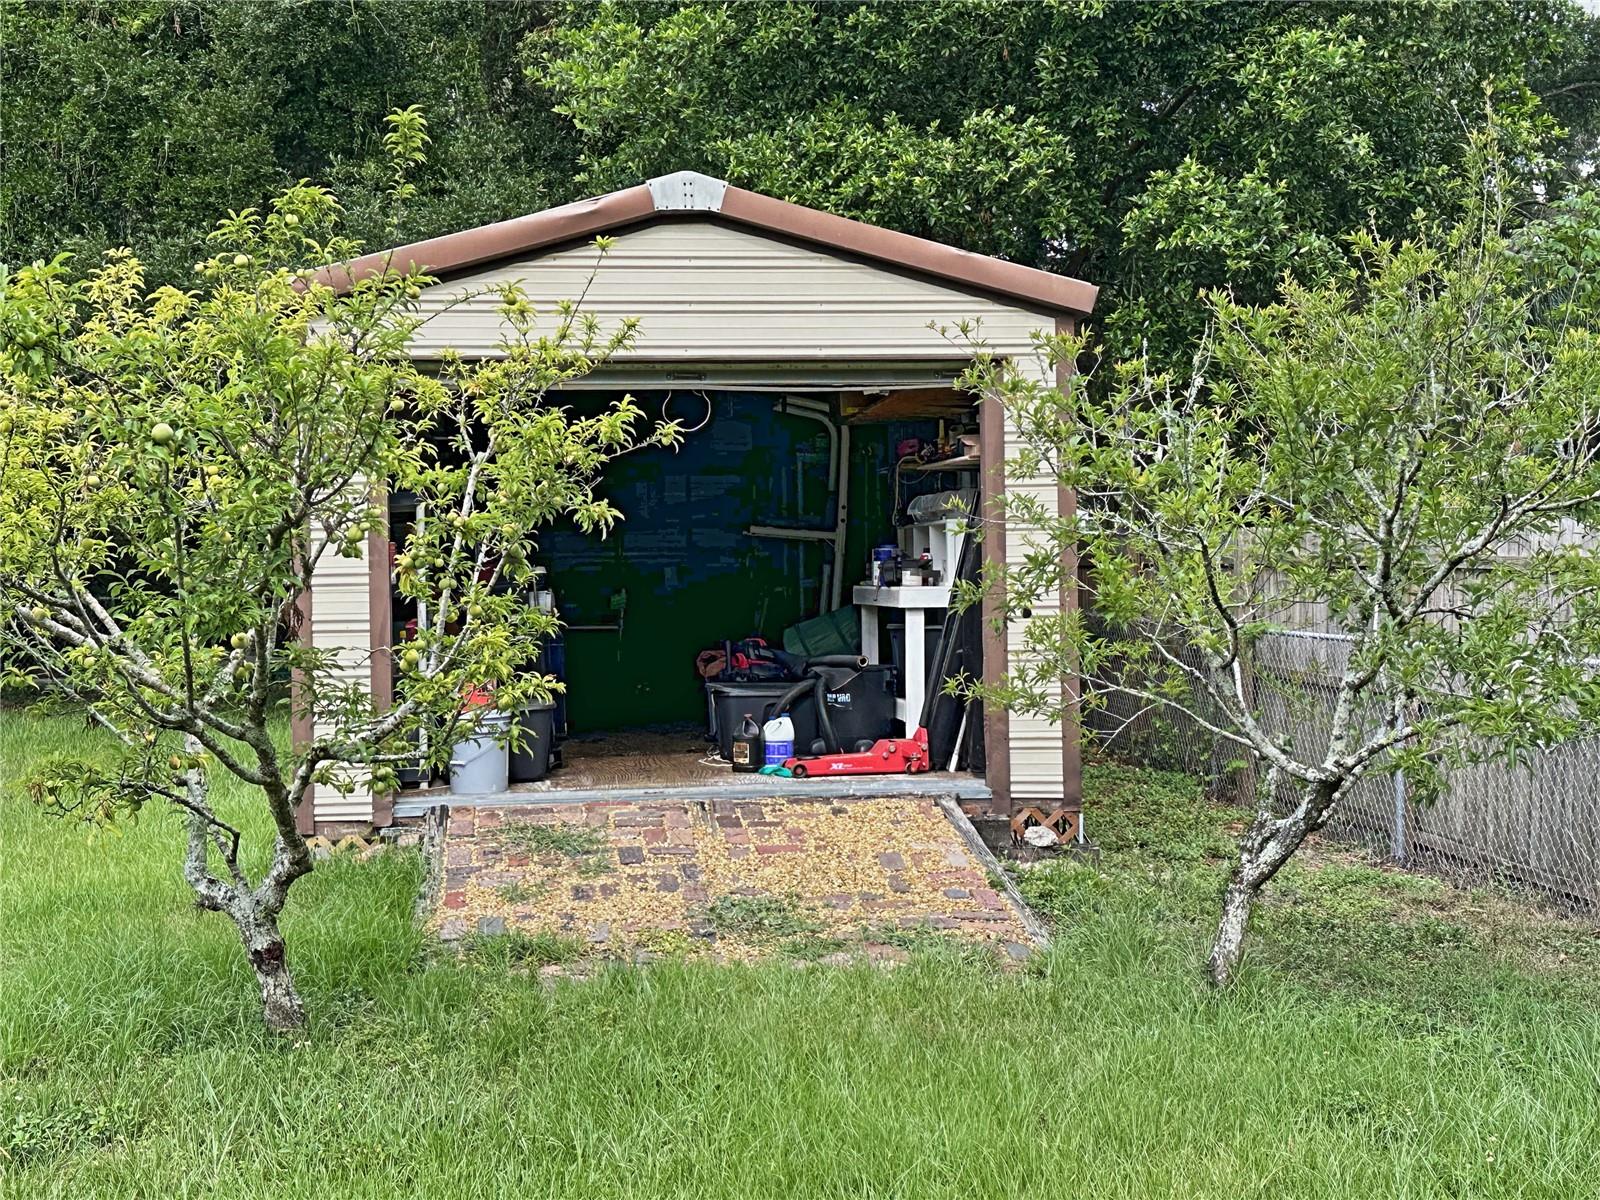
xmin=1085 ymin=626 xmax=1600 ymax=912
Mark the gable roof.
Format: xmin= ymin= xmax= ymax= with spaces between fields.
xmin=320 ymin=171 xmax=1097 ymax=317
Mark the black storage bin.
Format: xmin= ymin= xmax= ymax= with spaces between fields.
xmin=509 ymin=701 xmax=557 ymax=783
xmin=395 ymin=727 xmax=429 ymax=787
xmin=706 ymin=680 xmax=819 ymax=762
xmin=886 ymin=622 xmax=943 ymax=697
xmin=814 ymin=663 xmax=897 ymax=748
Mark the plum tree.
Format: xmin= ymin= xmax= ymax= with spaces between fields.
xmin=0 ymin=119 xmax=678 ymax=1029
xmin=961 ymin=146 xmax=1600 ymax=984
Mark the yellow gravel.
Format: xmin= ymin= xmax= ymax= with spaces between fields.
xmin=429 ymin=796 xmax=1030 ymax=963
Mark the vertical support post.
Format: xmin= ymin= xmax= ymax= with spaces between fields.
xmin=1384 ymin=685 xmax=1408 ymax=863
xmin=978 ymin=385 xmax=1011 ymax=814
xmin=1055 ymin=317 xmax=1083 ymax=821
xmin=859 ymin=601 xmax=880 ymax=663
xmin=1222 ymin=531 xmax=1259 ymax=808
xmin=1392 ymin=745 xmax=1409 ymax=864
xmin=832 ymin=424 xmax=851 ymax=612
xmin=291 ymin=581 xmax=315 ymax=836
xmin=412 ymin=501 xmax=431 ymax=783
xmin=368 ymin=489 xmax=395 ymax=830
xmin=904 ymin=605 xmax=927 ymax=735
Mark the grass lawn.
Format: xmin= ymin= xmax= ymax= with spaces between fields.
xmin=3 ymin=707 xmax=1600 ymax=1198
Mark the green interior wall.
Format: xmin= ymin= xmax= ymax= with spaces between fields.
xmin=538 ymin=392 xmax=908 ymax=733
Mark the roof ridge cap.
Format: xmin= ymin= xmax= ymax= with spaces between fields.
xmin=646 ymin=171 xmax=728 ymax=212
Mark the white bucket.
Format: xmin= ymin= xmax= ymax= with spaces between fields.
xmin=449 ymin=710 xmax=512 ymax=796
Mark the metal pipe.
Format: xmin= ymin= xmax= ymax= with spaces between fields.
xmin=746 ymin=524 xmax=836 ymax=542
xmin=1391 ymin=717 xmax=1409 ymax=863
xmin=832 ymin=424 xmax=850 ymax=611
xmin=781 ymin=396 xmax=838 ymax=490
xmin=773 ymin=395 xmax=847 ymax=613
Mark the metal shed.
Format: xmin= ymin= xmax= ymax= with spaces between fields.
xmin=296 ymin=171 xmax=1096 ymax=835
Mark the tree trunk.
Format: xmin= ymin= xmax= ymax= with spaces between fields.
xmin=238 ymin=910 xmax=306 ymax=1032
xmin=1205 ymin=779 xmax=1336 ymax=987
xmin=180 ymin=780 xmax=311 ymax=1031
xmin=1206 ymin=877 xmax=1258 ymax=987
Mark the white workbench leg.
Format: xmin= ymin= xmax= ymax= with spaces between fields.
xmin=860 ymin=604 xmax=879 ymax=662
xmin=904 ymin=606 xmax=926 ymax=731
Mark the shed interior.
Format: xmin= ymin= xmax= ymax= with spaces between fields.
xmin=387 ymin=384 xmax=988 ymax=795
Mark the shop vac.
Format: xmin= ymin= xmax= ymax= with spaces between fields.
xmin=757 ymin=655 xmax=894 ymax=758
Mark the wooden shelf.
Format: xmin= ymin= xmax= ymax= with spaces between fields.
xmin=841 ymin=387 xmax=972 ymax=424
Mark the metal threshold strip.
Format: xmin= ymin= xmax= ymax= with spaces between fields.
xmin=391 ymin=772 xmax=992 ymax=815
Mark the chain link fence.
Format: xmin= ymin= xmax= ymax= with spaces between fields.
xmin=1086 ymin=626 xmax=1600 ymax=913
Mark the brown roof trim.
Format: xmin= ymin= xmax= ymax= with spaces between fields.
xmin=718 ymin=184 xmax=1096 ymax=316
xmin=316 ymin=184 xmax=657 ymax=293
xmin=318 ymin=171 xmax=1097 ymax=316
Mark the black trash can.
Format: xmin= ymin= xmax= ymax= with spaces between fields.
xmin=509 ymin=700 xmax=557 ymax=783
xmin=537 ymin=638 xmax=567 ymax=739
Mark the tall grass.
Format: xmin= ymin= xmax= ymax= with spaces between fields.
xmin=3 ymin=709 xmax=1599 ymax=1197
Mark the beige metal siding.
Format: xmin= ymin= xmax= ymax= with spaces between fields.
xmin=307 ymin=536 xmax=376 ymax=825
xmin=406 ymin=222 xmax=1056 ymax=364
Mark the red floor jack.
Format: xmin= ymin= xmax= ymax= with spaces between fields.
xmin=784 ymin=727 xmax=932 ymax=778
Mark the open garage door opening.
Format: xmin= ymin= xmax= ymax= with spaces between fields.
xmin=385 ymin=383 xmax=993 ymax=804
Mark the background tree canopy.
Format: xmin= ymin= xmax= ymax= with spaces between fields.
xmin=0 ymin=0 xmax=574 ymax=283
xmin=4 ymin=0 xmax=1598 ymax=358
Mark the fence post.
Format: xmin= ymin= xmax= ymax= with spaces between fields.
xmin=1390 ymin=720 xmax=1409 ymax=863
xmin=1224 ymin=532 xmax=1260 ymax=808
